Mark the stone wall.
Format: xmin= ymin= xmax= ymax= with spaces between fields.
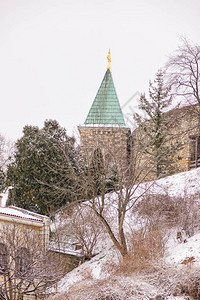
xmin=48 ymin=250 xmax=81 ymax=274
xmin=132 ymin=105 xmax=200 ymax=181
xmin=162 ymin=105 xmax=200 ymax=172
xmin=78 ymin=126 xmax=131 ymax=171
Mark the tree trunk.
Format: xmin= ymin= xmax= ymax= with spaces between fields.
xmin=93 ymin=210 xmax=127 ymax=257
xmin=119 ymin=226 xmax=128 ymax=256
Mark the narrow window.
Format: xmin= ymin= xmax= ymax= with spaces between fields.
xmin=190 ymin=135 xmax=200 ymax=168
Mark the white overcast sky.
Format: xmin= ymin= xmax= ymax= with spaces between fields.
xmin=0 ymin=0 xmax=200 ymax=141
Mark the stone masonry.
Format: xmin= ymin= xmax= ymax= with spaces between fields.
xmin=78 ymin=126 xmax=131 ymax=170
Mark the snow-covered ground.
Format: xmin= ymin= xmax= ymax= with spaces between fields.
xmin=147 ymin=167 xmax=200 ymax=197
xmin=49 ymin=231 xmax=200 ymax=299
xmin=48 ymin=168 xmax=200 ymax=300
xmin=166 ymin=233 xmax=200 ymax=266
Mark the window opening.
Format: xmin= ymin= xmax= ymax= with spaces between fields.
xmin=190 ymin=135 xmax=200 ymax=168
xmin=16 ymin=247 xmax=30 ymax=275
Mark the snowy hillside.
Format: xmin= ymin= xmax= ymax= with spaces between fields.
xmin=48 ymin=168 xmax=200 ymax=300
xmin=147 ymin=167 xmax=200 ymax=197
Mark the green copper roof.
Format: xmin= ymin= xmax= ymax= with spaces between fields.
xmin=84 ymin=69 xmax=125 ymax=126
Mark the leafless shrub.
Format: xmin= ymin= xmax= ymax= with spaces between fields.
xmin=134 ymin=193 xmax=200 ymax=237
xmin=51 ymin=204 xmax=105 ymax=259
xmin=131 ymin=227 xmax=166 ymax=259
xmin=174 ymin=270 xmax=200 ymax=299
xmin=71 ymin=206 xmax=104 ymax=259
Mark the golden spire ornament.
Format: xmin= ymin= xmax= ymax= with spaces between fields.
xmin=107 ymin=49 xmax=111 ymax=69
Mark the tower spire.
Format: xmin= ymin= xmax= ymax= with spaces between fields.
xmin=84 ymin=63 xmax=125 ymax=126
xmin=107 ymin=49 xmax=111 ymax=70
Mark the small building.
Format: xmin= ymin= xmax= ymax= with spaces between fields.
xmin=0 ymin=205 xmax=50 ymax=249
xmin=0 ymin=204 xmax=50 ymax=300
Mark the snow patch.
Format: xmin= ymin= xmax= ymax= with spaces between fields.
xmin=166 ymin=232 xmax=200 ymax=266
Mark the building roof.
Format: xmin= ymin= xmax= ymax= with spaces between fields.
xmin=0 ymin=206 xmax=44 ymax=223
xmin=84 ymin=69 xmax=126 ymax=126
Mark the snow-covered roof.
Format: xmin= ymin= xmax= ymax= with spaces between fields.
xmin=49 ymin=247 xmax=84 ymax=257
xmin=0 ymin=206 xmax=44 ymax=223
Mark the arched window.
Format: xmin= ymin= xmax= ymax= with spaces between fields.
xmin=91 ymin=148 xmax=104 ymax=172
xmin=16 ymin=247 xmax=30 ymax=274
xmin=0 ymin=243 xmax=8 ymax=273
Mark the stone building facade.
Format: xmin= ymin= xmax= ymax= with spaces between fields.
xmin=168 ymin=105 xmax=200 ymax=171
xmin=132 ymin=104 xmax=200 ymax=180
xmin=0 ymin=205 xmax=50 ymax=249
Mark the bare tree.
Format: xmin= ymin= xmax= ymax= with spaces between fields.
xmin=70 ymin=207 xmax=104 ymax=259
xmin=0 ymin=134 xmax=14 ymax=170
xmin=12 ymin=124 xmax=167 ymax=259
xmin=166 ymin=37 xmax=200 ymax=106
xmin=0 ymin=224 xmax=64 ymax=300
xmin=77 ymin=140 xmax=157 ymax=258
xmin=50 ymin=204 xmax=105 ymax=260
xmin=0 ymin=134 xmax=14 ymax=193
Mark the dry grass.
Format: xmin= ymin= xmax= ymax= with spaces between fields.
xmin=46 ymin=266 xmax=200 ymax=300
xmin=116 ymin=227 xmax=166 ymax=275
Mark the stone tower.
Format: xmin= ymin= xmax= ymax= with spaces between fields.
xmin=78 ymin=51 xmax=130 ymax=170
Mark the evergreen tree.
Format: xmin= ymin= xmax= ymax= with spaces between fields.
xmin=6 ymin=120 xmax=81 ymax=214
xmin=0 ymin=169 xmax=5 ymax=192
xmin=135 ymin=70 xmax=181 ymax=178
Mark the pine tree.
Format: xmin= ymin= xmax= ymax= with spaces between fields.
xmin=135 ymin=70 xmax=181 ymax=178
